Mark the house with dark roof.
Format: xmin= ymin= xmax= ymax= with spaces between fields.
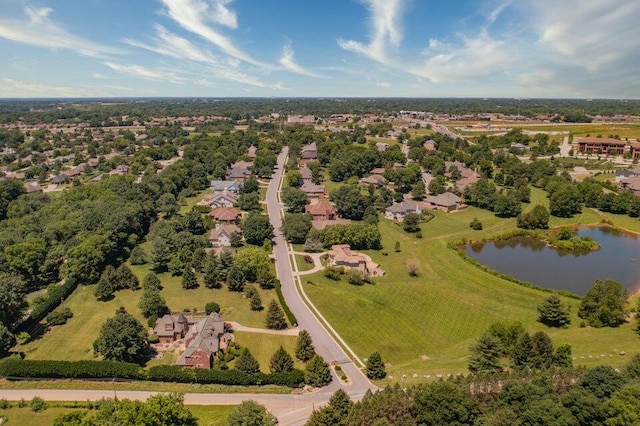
xmin=175 ymin=312 xmax=231 ymax=369
xmin=359 ymin=174 xmax=387 ymax=187
xmin=300 ymin=182 xmax=326 ymax=199
xmin=425 ymin=192 xmax=463 ymax=212
xmin=305 ymin=199 xmax=336 ymax=221
xmin=620 ymin=176 xmax=640 ymax=196
xmin=226 ymin=166 xmax=251 ymax=182
xmin=210 ymin=180 xmax=241 ymax=193
xmin=153 ymin=313 xmax=190 ymax=344
xmin=384 ymin=201 xmax=423 ymax=221
xmin=200 ymin=191 xmax=239 ymax=208
xmin=300 ymin=142 xmax=318 ymax=161
xmin=300 ymin=165 xmax=313 ymax=182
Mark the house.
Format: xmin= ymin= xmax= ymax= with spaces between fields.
xmin=423 ymin=140 xmax=437 ymax=151
xmin=210 ymin=180 xmax=241 ymax=193
xmin=226 ymin=166 xmax=250 ymax=182
xmin=301 ymin=142 xmax=318 ymax=161
xmin=327 ymin=244 xmax=384 ymax=277
xmin=209 ymin=223 xmax=242 ymax=247
xmin=384 ymin=201 xmax=423 ymax=221
xmin=359 ymin=174 xmax=387 ymax=187
xmin=153 ymin=313 xmax=190 ymax=344
xmin=174 ymin=313 xmax=232 ymax=369
xmin=305 ymin=199 xmax=336 ymax=221
xmin=370 ymin=168 xmax=386 ymax=176
xmin=231 ymin=160 xmax=253 ymax=171
xmin=50 ymin=174 xmax=69 ymax=185
xmin=300 ymin=165 xmax=313 ymax=182
xmin=425 ymin=192 xmax=463 ymax=212
xmin=615 ymin=167 xmax=640 ymax=183
xmin=287 ymin=115 xmax=315 ymax=125
xmin=247 ymin=145 xmax=257 ymax=159
xmin=209 ymin=207 xmax=242 ymax=223
xmin=375 ymin=142 xmax=388 ymax=152
xmin=300 ymin=182 xmax=325 ymax=199
xmin=620 ymin=176 xmax=640 ymax=196
xmin=24 ymin=182 xmax=42 ymax=193
xmin=200 ymin=191 xmax=239 ymax=208
xmin=573 ymin=137 xmax=627 ymax=156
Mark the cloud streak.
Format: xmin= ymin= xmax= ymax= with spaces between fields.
xmin=337 ymin=0 xmax=406 ymax=64
xmin=104 ymin=62 xmax=185 ymax=84
xmin=278 ymin=44 xmax=321 ymax=77
xmin=0 ymin=7 xmax=120 ymax=58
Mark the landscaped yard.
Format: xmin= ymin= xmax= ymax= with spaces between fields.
xmin=231 ymin=331 xmax=302 ymax=372
xmin=304 ymin=206 xmax=640 ymax=383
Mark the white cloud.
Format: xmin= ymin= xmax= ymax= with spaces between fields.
xmin=376 ymin=82 xmax=391 ymax=88
xmin=278 ymin=44 xmax=321 ymax=77
xmin=337 ymin=0 xmax=406 ymax=64
xmin=103 ymin=62 xmax=185 ymax=84
xmin=160 ymin=0 xmax=262 ymax=66
xmin=0 ymin=78 xmax=105 ymax=97
xmin=211 ymin=0 xmax=238 ymax=29
xmin=125 ymin=25 xmax=217 ymax=64
xmin=0 ymin=7 xmax=120 ymax=58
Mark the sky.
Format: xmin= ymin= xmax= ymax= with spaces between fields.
xmin=0 ymin=0 xmax=638 ymax=99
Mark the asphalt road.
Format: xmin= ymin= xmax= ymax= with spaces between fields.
xmin=266 ymin=147 xmax=376 ymax=398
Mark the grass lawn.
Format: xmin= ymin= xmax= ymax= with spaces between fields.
xmin=179 ymin=189 xmax=210 ymax=215
xmin=0 ymin=405 xmax=234 ymax=426
xmin=231 ymin=332 xmax=302 ymax=372
xmin=295 ymin=254 xmax=315 ymax=272
xmin=304 ymin=209 xmax=640 ymax=383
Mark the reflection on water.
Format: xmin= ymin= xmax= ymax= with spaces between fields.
xmin=465 ymin=227 xmax=640 ymax=296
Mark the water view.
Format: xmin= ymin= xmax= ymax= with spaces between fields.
xmin=465 ymin=227 xmax=640 ymax=295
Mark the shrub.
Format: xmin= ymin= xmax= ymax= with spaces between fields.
xmin=469 ymin=218 xmax=483 ymax=230
xmin=30 ymin=396 xmax=47 ymax=412
xmin=148 ymin=335 xmax=160 ymax=344
xmin=205 ymin=302 xmax=221 ymax=315
xmin=415 ymin=231 xmax=423 ymax=239
xmin=0 ymin=358 xmax=143 ymax=380
xmin=347 ymin=270 xmax=366 ymax=286
xmin=324 ymin=266 xmax=342 ymax=281
xmin=303 ymin=255 xmax=313 ymax=264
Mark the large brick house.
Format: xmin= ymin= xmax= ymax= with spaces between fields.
xmin=153 ymin=314 xmax=189 ymax=344
xmin=305 ymin=199 xmax=336 ymax=221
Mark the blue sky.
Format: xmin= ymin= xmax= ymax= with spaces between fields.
xmin=0 ymin=0 xmax=638 ymax=98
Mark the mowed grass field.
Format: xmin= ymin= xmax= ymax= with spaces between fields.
xmin=304 ymin=202 xmax=640 ymax=383
xmin=0 ymin=405 xmax=233 ymax=426
xmin=230 ymin=332 xmax=302 ymax=372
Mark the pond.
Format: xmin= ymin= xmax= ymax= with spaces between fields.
xmin=465 ymin=226 xmax=640 ymax=295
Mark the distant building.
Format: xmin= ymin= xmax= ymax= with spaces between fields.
xmin=287 ymin=115 xmax=315 ymax=125
xmin=573 ymin=137 xmax=626 ymax=155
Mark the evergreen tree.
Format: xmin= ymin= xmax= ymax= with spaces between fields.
xmin=511 ymin=332 xmax=534 ymax=370
xmin=250 ymin=291 xmax=263 ymax=311
xmin=265 ymin=300 xmax=287 ymax=330
xmin=226 ymin=265 xmax=245 ymax=292
xmin=181 ymin=267 xmax=199 ymax=290
xmin=142 ymin=272 xmax=162 ymax=291
xmin=129 ymin=246 xmax=147 ymax=265
xmin=269 ymin=346 xmax=294 ymax=373
xmin=227 ymin=400 xmax=277 ymax=426
xmin=0 ymin=322 xmax=16 ymax=358
xmin=138 ymin=288 xmax=167 ymax=319
xmin=295 ymin=330 xmax=316 ymax=362
xmin=217 ymin=252 xmax=234 ymax=281
xmin=115 ymin=264 xmax=139 ymax=290
xmin=203 ymin=255 xmax=220 ymax=289
xmin=537 ymin=295 xmax=571 ymax=328
xmin=94 ymin=276 xmax=115 ymax=301
xmin=468 ymin=332 xmax=503 ymax=374
xmin=531 ymin=331 xmax=555 ymax=369
xmin=305 ymin=354 xmax=332 ymax=387
xmin=365 ymin=352 xmax=387 ymax=380
xmin=307 ymin=389 xmax=352 ymax=426
xmin=234 ymin=347 xmax=260 ymax=374
xmin=205 ymin=301 xmax=220 ymax=315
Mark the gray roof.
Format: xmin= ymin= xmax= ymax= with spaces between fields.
xmin=426 ymin=192 xmax=462 ymax=207
xmin=385 ymin=201 xmax=420 ymax=214
xmin=211 ymin=180 xmax=240 ymax=192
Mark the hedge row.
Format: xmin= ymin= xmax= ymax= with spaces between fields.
xmin=21 ymin=278 xmax=79 ymax=330
xmin=275 ymin=278 xmax=298 ymax=326
xmin=148 ymin=365 xmax=305 ymax=387
xmin=0 ymin=358 xmax=143 ymax=380
xmin=0 ymin=358 xmax=305 ymax=387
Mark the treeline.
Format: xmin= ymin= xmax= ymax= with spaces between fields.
xmin=1 ymin=98 xmax=638 ymax=125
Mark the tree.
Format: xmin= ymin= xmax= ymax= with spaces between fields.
xmin=531 ymin=331 xmax=555 ymax=369
xmin=237 ymin=192 xmax=261 ymax=211
xmin=406 ymin=259 xmax=420 ymax=277
xmin=282 ymin=213 xmax=312 ymax=244
xmin=157 ymin=193 xmax=179 ymax=218
xmin=227 ymin=265 xmax=246 ymax=292
xmin=493 ymin=192 xmax=522 ymax=217
xmin=227 ymin=400 xmax=277 ymax=426
xmin=554 ymin=344 xmax=573 ymax=367
xmin=578 ymin=365 xmax=625 ymax=400
xmin=265 ymin=300 xmax=287 ymax=330
xmin=203 ymin=255 xmax=220 ymax=289
xmin=428 ymin=176 xmax=446 ymax=195
xmin=511 ymin=332 xmax=534 ymax=370
xmin=549 ymin=185 xmax=582 ymax=217
xmin=578 ymin=279 xmax=628 ymax=327
xmin=517 ymin=204 xmax=550 ymax=229
xmin=235 ymin=347 xmax=260 ymax=374
xmin=233 ymin=247 xmax=272 ymax=283
xmin=181 ymin=267 xmax=199 ymax=290
xmin=241 ymin=213 xmax=274 ymax=246
xmin=414 ymin=381 xmax=479 ymax=426
xmin=305 ymin=354 xmax=332 ymax=387
xmin=0 ymin=273 xmax=27 ymax=327
xmin=114 ymin=264 xmax=139 ymax=290
xmin=0 ymin=322 xmax=16 ymax=358
xmin=205 ymin=301 xmax=220 ymax=315
xmin=286 ymin=169 xmax=303 ymax=187
xmin=129 ymin=246 xmax=147 ymax=265
xmin=330 ymin=185 xmax=367 ymax=220
xmin=537 ymin=295 xmax=571 ymax=328
xmin=282 ymin=186 xmax=308 ymax=213
xmin=365 ymin=352 xmax=387 ymax=380
xmin=250 ymin=291 xmax=263 ymax=311
xmin=94 ymin=275 xmax=115 ymax=301
xmin=606 ymin=384 xmax=640 ymax=425
xmin=241 ymin=175 xmax=259 ymax=194
xmin=402 ymin=212 xmax=421 ymax=233
xmin=269 ymin=346 xmax=294 ymax=373
xmin=142 ymin=272 xmax=162 ymax=291
xmin=295 ymin=329 xmax=315 ymax=361
xmin=138 ymin=287 xmax=167 ymax=319
xmin=93 ymin=307 xmax=150 ymax=363
xmin=468 ymin=332 xmax=503 ymax=374
xmin=411 ymin=180 xmax=426 ymax=200
xmin=307 ymin=389 xmax=352 ymax=426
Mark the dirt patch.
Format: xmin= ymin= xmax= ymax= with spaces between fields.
xmin=420 ymin=355 xmax=430 ymax=361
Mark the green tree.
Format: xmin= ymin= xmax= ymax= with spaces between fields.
xmin=227 ymin=400 xmax=277 ymax=426
xmin=493 ymin=191 xmax=522 ymax=217
xmin=561 ymin=388 xmax=607 ymax=426
xmin=233 ymin=247 xmax=272 ymax=282
xmin=411 ymin=180 xmax=426 ymax=200
xmin=235 ymin=347 xmax=260 ymax=374
xmin=305 ymin=354 xmax=332 ymax=387
xmin=269 ymin=346 xmax=294 ymax=373
xmin=282 ymin=186 xmax=308 ymax=213
xmin=205 ymin=301 xmax=220 ymax=315
xmin=365 ymin=351 xmax=387 ymax=380
xmin=402 ymin=212 xmax=421 ymax=233
xmin=554 ymin=344 xmax=573 ymax=367
xmin=306 ymin=389 xmax=352 ymax=426
xmin=237 ymin=192 xmax=261 ymax=212
xmin=469 ymin=217 xmax=483 ymax=230
xmin=578 ymin=279 xmax=628 ymax=327
xmin=282 ymin=213 xmax=313 ymax=244
xmin=94 ymin=274 xmax=115 ymax=301
xmin=295 ymin=330 xmax=316 ymax=361
xmin=549 ymin=185 xmax=583 ymax=217
xmin=414 ymin=381 xmax=479 ymax=426
xmin=517 ymin=204 xmax=550 ymax=229
xmin=286 ymin=169 xmax=303 ymax=187
xmin=138 ymin=287 xmax=167 ymax=318
xmin=531 ymin=331 xmax=555 ymax=369
xmin=142 ymin=272 xmax=162 ymax=291
xmin=606 ymin=383 xmax=640 ymax=426
xmin=0 ymin=322 xmax=16 ymax=358
xmin=93 ymin=307 xmax=150 ymax=363
xmin=250 ymin=291 xmax=263 ymax=311
xmin=129 ymin=245 xmax=147 ymax=265
xmin=468 ymin=332 xmax=503 ymax=374
xmin=265 ymin=300 xmax=287 ymax=330
xmin=241 ymin=213 xmax=274 ymax=246
xmin=330 ymin=185 xmax=367 ymax=220
xmin=511 ymin=332 xmax=534 ymax=370
xmin=114 ymin=264 xmax=139 ymax=290
xmin=157 ymin=193 xmax=179 ymax=218
xmin=241 ymin=176 xmax=259 ymax=194
xmin=537 ymin=295 xmax=571 ymax=328
xmin=227 ymin=265 xmax=246 ymax=292
xmin=578 ymin=365 xmax=625 ymax=400
xmin=203 ymin=255 xmax=220 ymax=289
xmin=181 ymin=267 xmax=199 ymax=290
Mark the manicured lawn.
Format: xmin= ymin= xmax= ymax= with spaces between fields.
xmin=231 ymin=331 xmax=302 ymax=372
xmin=179 ymin=189 xmax=210 ymax=215
xmin=304 ymin=212 xmax=640 ymax=382
xmin=0 ymin=405 xmax=234 ymax=426
xmin=295 ymin=254 xmax=315 ymax=272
